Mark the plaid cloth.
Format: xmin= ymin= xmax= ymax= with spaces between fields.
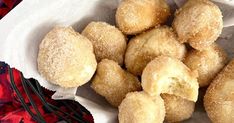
xmin=0 ymin=0 xmax=22 ymax=19
xmin=0 ymin=62 xmax=94 ymax=123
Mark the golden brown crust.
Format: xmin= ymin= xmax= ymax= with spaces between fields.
xmin=125 ymin=26 xmax=187 ymax=76
xmin=161 ymin=94 xmax=195 ymax=122
xmin=173 ymin=0 xmax=223 ymax=50
xmin=116 ymin=0 xmax=170 ymax=35
xmin=91 ymin=59 xmax=141 ymax=107
xmin=204 ymin=59 xmax=234 ymax=123
xmin=142 ymin=56 xmax=199 ymax=102
xmin=37 ymin=26 xmax=97 ymax=88
xmin=82 ymin=22 xmax=127 ymax=65
xmin=184 ymin=43 xmax=228 ymax=87
xmin=118 ymin=92 xmax=165 ymax=123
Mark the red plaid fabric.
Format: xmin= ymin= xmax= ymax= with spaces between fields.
xmin=0 ymin=62 xmax=94 ymax=123
xmin=0 ymin=0 xmax=22 ymax=19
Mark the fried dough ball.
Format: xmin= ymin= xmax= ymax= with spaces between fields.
xmin=173 ymin=0 xmax=223 ymax=50
xmin=204 ymin=59 xmax=234 ymax=123
xmin=142 ymin=56 xmax=199 ymax=102
xmin=118 ymin=92 xmax=165 ymax=123
xmin=184 ymin=43 xmax=228 ymax=87
xmin=82 ymin=22 xmax=127 ymax=65
xmin=125 ymin=26 xmax=187 ymax=76
xmin=37 ymin=26 xmax=97 ymax=88
xmin=91 ymin=59 xmax=141 ymax=107
xmin=161 ymin=94 xmax=195 ymax=122
xmin=116 ymin=0 xmax=170 ymax=35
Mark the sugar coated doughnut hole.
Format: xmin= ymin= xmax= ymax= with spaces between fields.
xmin=204 ymin=59 xmax=234 ymax=123
xmin=184 ymin=43 xmax=228 ymax=87
xmin=116 ymin=0 xmax=170 ymax=35
xmin=118 ymin=92 xmax=165 ymax=123
xmin=91 ymin=59 xmax=141 ymax=107
xmin=82 ymin=22 xmax=127 ymax=65
xmin=161 ymin=94 xmax=195 ymax=122
xmin=173 ymin=0 xmax=223 ymax=50
xmin=37 ymin=26 xmax=97 ymax=88
xmin=142 ymin=56 xmax=199 ymax=102
xmin=125 ymin=26 xmax=187 ymax=76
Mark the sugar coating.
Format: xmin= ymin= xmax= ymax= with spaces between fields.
xmin=204 ymin=59 xmax=234 ymax=123
xmin=37 ymin=26 xmax=97 ymax=88
xmin=161 ymin=94 xmax=195 ymax=122
xmin=82 ymin=22 xmax=127 ymax=65
xmin=142 ymin=56 xmax=199 ymax=102
xmin=118 ymin=92 xmax=165 ymax=123
xmin=173 ymin=0 xmax=223 ymax=50
xmin=116 ymin=0 xmax=170 ymax=35
xmin=91 ymin=59 xmax=141 ymax=107
xmin=184 ymin=43 xmax=228 ymax=87
xmin=125 ymin=26 xmax=187 ymax=76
